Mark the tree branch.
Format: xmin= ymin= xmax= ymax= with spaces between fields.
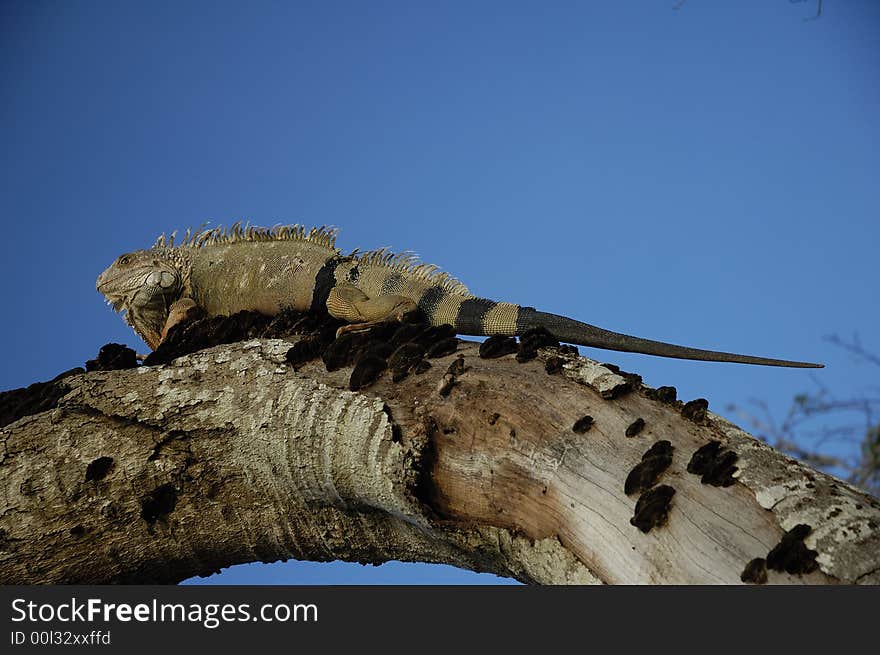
xmin=2 ymin=335 xmax=878 ymax=584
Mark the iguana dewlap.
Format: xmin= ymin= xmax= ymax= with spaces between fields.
xmin=96 ymin=223 xmax=822 ymax=368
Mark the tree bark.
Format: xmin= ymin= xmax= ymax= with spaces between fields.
xmin=2 ymin=337 xmax=878 ymax=584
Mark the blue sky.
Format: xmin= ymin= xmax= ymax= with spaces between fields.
xmin=2 ymin=1 xmax=877 ymax=584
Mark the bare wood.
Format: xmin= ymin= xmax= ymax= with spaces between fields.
xmin=1 ymin=338 xmax=877 ymax=584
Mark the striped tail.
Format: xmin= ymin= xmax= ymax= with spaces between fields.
xmin=452 ymin=299 xmax=823 ymax=368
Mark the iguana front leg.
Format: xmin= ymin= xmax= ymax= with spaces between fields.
xmin=158 ymin=297 xmax=204 ymax=346
xmin=327 ymin=284 xmax=418 ymax=337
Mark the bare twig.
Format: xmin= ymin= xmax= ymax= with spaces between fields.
xmin=825 ymin=334 xmax=880 ymax=368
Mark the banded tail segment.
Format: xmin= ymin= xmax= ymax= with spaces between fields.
xmin=452 ymin=297 xmax=520 ymax=336
xmin=514 ymin=307 xmax=823 ymax=368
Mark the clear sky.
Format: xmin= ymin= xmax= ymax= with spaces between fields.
xmin=2 ymin=1 xmax=878 ymax=584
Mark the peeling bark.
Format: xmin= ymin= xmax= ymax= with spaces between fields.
xmin=1 ymin=338 xmax=878 ymax=584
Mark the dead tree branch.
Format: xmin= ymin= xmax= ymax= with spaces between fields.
xmin=2 ymin=330 xmax=878 ymax=584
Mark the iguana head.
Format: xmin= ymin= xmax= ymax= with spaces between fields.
xmin=96 ymin=249 xmax=186 ymax=349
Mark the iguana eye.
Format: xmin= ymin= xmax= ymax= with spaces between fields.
xmin=117 ymin=255 xmax=132 ymax=266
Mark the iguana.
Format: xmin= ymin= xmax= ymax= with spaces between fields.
xmin=96 ymin=223 xmax=822 ymax=368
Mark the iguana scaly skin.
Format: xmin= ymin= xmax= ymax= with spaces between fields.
xmin=96 ymin=223 xmax=822 ymax=368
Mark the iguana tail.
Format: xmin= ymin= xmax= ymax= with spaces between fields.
xmin=451 ymin=299 xmax=823 ymax=368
